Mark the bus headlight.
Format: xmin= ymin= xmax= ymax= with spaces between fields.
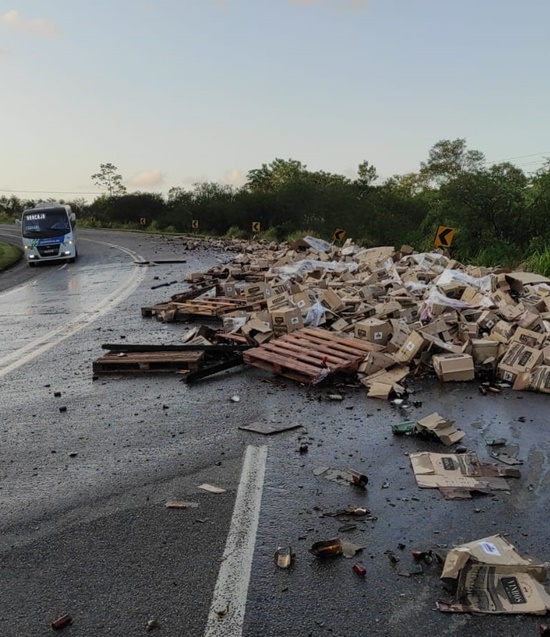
xmin=66 ymin=240 xmax=73 ymax=245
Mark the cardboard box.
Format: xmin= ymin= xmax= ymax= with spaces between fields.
xmin=358 ymin=351 xmax=396 ymax=376
xmin=266 ymin=292 xmax=290 ymax=311
xmin=506 ymin=271 xmax=550 ymax=293
xmin=409 ymin=452 xmax=518 ymax=496
xmin=319 ymin=288 xmax=345 ymax=312
xmin=461 ymin=286 xmax=484 ymax=306
xmin=471 ymin=339 xmax=500 ymax=365
xmin=477 ymin=310 xmax=499 ymax=332
xmin=529 ymin=366 xmax=550 ymax=393
xmin=242 ymin=317 xmax=273 ymax=344
xmin=374 ymin=301 xmax=401 ymax=319
xmin=497 ymin=342 xmax=544 ymax=383
xmin=354 ymin=318 xmax=390 ymax=345
xmin=416 ymin=412 xmax=465 ymax=446
xmin=510 ymin=327 xmax=545 ymax=349
xmin=243 ymin=282 xmax=271 ymax=303
xmin=271 ymin=307 xmax=303 ymax=335
xmin=419 ymin=318 xmax=451 ymax=341
xmin=438 ymin=535 xmax=550 ymax=615
xmin=518 ymin=310 xmax=544 ymax=333
xmin=386 ymin=319 xmax=412 ymax=354
xmin=491 ymin=320 xmax=516 ymax=340
xmin=330 ymin=317 xmax=351 ymax=333
xmin=291 ymin=291 xmax=314 ymax=311
xmin=222 ymin=281 xmax=237 ymax=297
xmin=432 ymin=353 xmax=475 ymax=382
xmin=395 ymin=331 xmax=428 ymax=363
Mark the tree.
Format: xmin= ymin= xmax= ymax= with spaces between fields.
xmin=91 ymin=163 xmax=127 ymax=197
xmin=420 ymin=139 xmax=485 ymax=185
xmin=245 ymin=158 xmax=308 ymax=193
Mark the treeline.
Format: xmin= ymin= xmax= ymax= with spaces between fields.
xmin=3 ymin=139 xmax=550 ymax=268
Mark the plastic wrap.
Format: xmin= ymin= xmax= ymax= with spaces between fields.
xmin=303 ymin=301 xmax=326 ymax=327
xmin=435 ymin=268 xmax=494 ymax=294
xmin=273 ymin=259 xmax=358 ymax=279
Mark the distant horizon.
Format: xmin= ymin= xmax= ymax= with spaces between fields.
xmin=1 ymin=0 xmax=549 ymax=202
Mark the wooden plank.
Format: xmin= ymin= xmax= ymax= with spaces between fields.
xmin=299 ymin=328 xmax=376 ymax=353
xmin=183 ymin=356 xmax=245 ymax=384
xmin=101 ymin=343 xmax=250 ymax=353
xmin=93 ymin=351 xmax=203 ymax=374
xmin=276 ymin=334 xmax=360 ymax=364
xmin=243 ymin=348 xmax=323 ymax=383
xmin=260 ymin=340 xmax=350 ymax=368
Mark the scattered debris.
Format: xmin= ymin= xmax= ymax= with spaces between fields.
xmin=274 ymin=546 xmax=295 ymax=569
xmin=198 ymin=484 xmax=226 ymax=494
xmin=165 ymin=501 xmax=199 ymax=509
xmin=51 ymin=614 xmax=72 ymax=630
xmin=409 ymin=452 xmax=521 ymax=498
xmin=146 ymin=618 xmax=159 ymax=631
xmin=416 ymin=412 xmax=465 ymax=446
xmin=486 ymin=437 xmax=507 ymax=446
xmin=309 ymin=538 xmax=365 ymax=559
xmin=353 ymin=562 xmax=367 ymax=577
xmin=230 ymin=395 xmax=240 ymax=403
xmin=314 ymin=467 xmax=368 ymax=489
xmin=238 ymin=421 xmax=302 ymax=435
xmin=436 ymin=535 xmax=550 ymax=615
xmin=391 ymin=421 xmax=416 ymax=436
xmin=489 ymin=444 xmax=523 ymax=466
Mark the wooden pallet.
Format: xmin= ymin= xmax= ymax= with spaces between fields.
xmin=144 ymin=297 xmax=250 ymax=323
xmin=93 ymin=351 xmax=204 ymax=374
xmin=243 ymin=327 xmax=376 ymax=384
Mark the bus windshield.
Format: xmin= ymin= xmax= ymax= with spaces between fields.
xmin=22 ymin=208 xmax=71 ymax=238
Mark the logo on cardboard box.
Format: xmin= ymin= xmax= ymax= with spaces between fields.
xmin=501 ymin=576 xmax=527 ymax=605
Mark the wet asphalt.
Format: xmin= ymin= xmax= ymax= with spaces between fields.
xmin=0 ymin=226 xmax=549 ymax=637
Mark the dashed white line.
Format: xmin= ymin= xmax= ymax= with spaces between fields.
xmin=204 ymin=445 xmax=268 ymax=637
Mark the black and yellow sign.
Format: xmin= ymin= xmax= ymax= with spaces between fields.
xmin=332 ymin=228 xmax=346 ymax=243
xmin=252 ymin=221 xmax=261 ymax=233
xmin=139 ymin=217 xmax=147 ymax=226
xmin=434 ymin=225 xmax=456 ymax=248
xmin=191 ymin=219 xmax=199 ymax=230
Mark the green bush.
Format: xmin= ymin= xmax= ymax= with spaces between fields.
xmin=525 ymin=249 xmax=550 ymax=276
xmin=470 ymin=241 xmax=521 ymax=268
xmin=226 ymin=225 xmax=248 ymax=239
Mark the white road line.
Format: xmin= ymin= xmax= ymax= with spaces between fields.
xmin=0 ymin=240 xmax=147 ymax=378
xmin=204 ymin=445 xmax=268 ymax=637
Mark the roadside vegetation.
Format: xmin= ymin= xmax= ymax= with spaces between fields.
xmin=2 ymin=139 xmax=550 ymax=272
xmin=0 ymin=242 xmax=21 ymax=270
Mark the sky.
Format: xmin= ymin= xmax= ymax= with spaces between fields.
xmin=1 ymin=0 xmax=549 ymax=201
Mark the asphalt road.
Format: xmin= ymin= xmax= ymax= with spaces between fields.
xmin=0 ymin=226 xmax=549 ymax=637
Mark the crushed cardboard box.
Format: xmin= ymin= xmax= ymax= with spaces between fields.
xmin=436 ymin=535 xmax=550 ymax=615
xmin=409 ymin=452 xmax=521 ymax=498
xmin=416 ymin=413 xmax=465 ymax=446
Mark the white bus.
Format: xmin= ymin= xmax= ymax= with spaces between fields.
xmin=18 ymin=202 xmax=78 ymax=266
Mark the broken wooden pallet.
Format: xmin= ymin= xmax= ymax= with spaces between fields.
xmin=153 ymin=297 xmax=250 ymax=322
xmin=243 ymin=327 xmax=377 ymax=384
xmin=93 ymin=351 xmax=204 ymax=374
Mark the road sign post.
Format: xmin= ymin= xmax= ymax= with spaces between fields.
xmin=332 ymin=228 xmax=346 ymax=243
xmin=434 ymin=226 xmax=456 ymax=248
xmin=191 ymin=220 xmax=199 ymax=230
xmin=139 ymin=217 xmax=147 ymax=227
xmin=252 ymin=221 xmax=261 ymax=233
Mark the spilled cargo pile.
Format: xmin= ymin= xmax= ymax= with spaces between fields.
xmin=100 ymin=235 xmax=550 ymax=395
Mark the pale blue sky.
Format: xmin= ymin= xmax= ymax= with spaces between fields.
xmin=1 ymin=0 xmax=549 ymax=199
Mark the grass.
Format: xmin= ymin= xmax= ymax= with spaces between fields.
xmin=0 ymin=242 xmax=22 ymax=270
xmin=525 ymin=249 xmax=550 ymax=277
